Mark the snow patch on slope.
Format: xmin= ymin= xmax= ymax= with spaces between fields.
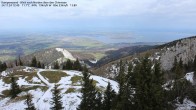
xmin=0 ymin=79 xmax=10 ymax=94
xmin=31 ymin=77 xmax=42 ymax=83
xmin=17 ymin=77 xmax=29 ymax=85
xmin=1 ymin=70 xmax=13 ymax=77
xmin=56 ymin=48 xmax=76 ymax=61
xmin=90 ymin=75 xmax=118 ymax=92
xmin=176 ymin=98 xmax=196 ymax=110
xmin=89 ymin=60 xmax=98 ymax=64
xmin=185 ymin=72 xmax=194 ymax=83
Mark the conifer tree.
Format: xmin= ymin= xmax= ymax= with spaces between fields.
xmin=172 ymin=79 xmax=193 ymax=104
xmin=102 ymin=82 xmax=116 ymax=110
xmin=151 ymin=62 xmax=165 ymax=110
xmin=194 ymin=55 xmax=196 ymax=79
xmin=73 ymin=58 xmax=82 ymax=71
xmin=127 ymin=63 xmax=136 ymax=88
xmin=122 ymin=71 xmax=136 ymax=110
xmin=170 ymin=56 xmax=194 ymax=104
xmin=24 ymin=93 xmax=36 ymax=110
xmin=119 ymin=82 xmax=133 ymax=110
xmin=116 ymin=62 xmax=135 ymax=110
xmin=54 ymin=61 xmax=60 ymax=69
xmin=62 ymin=63 xmax=66 ymax=70
xmin=134 ymin=57 xmax=167 ymax=110
xmin=95 ymin=92 xmax=102 ymax=110
xmin=179 ymin=58 xmax=183 ymax=69
xmin=31 ymin=56 xmax=37 ymax=67
xmin=188 ymin=84 xmax=196 ymax=103
xmin=18 ymin=55 xmax=23 ymax=66
xmin=77 ymin=66 xmax=97 ymax=110
xmin=124 ymin=63 xmax=138 ymax=109
xmin=10 ymin=76 xmax=21 ymax=98
xmin=172 ymin=56 xmax=178 ymax=72
xmin=65 ymin=59 xmax=73 ymax=70
xmin=135 ymin=56 xmax=153 ymax=110
xmin=116 ymin=61 xmax=125 ymax=100
xmin=41 ymin=63 xmax=45 ymax=69
xmin=0 ymin=62 xmax=7 ymax=72
xmin=37 ymin=61 xmax=42 ymax=68
xmin=50 ymin=84 xmax=64 ymax=110
xmin=3 ymin=62 xmax=7 ymax=71
xmin=194 ymin=55 xmax=196 ymax=69
xmin=174 ymin=61 xmax=183 ymax=79
xmin=15 ymin=60 xmax=18 ymax=66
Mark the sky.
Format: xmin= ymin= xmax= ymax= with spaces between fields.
xmin=0 ymin=0 xmax=196 ymax=43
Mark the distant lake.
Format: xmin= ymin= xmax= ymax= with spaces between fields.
xmin=0 ymin=29 xmax=195 ymax=43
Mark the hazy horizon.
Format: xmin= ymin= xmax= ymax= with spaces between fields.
xmin=0 ymin=28 xmax=194 ymax=43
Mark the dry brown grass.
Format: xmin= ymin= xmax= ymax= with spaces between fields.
xmin=65 ymin=88 xmax=76 ymax=93
xmin=71 ymin=75 xmax=82 ymax=85
xmin=40 ymin=71 xmax=69 ymax=83
xmin=2 ymin=71 xmax=38 ymax=84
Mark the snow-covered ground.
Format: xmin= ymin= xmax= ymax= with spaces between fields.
xmin=0 ymin=67 xmax=195 ymax=110
xmin=177 ymin=72 xmax=196 ymax=109
xmin=89 ymin=60 xmax=98 ymax=64
xmin=185 ymin=72 xmax=194 ymax=83
xmin=176 ymin=72 xmax=196 ymax=109
xmin=0 ymin=67 xmax=118 ymax=110
xmin=176 ymin=98 xmax=196 ymax=110
xmin=56 ymin=48 xmax=76 ymax=61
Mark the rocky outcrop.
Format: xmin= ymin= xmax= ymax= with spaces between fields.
xmin=160 ymin=37 xmax=196 ymax=70
xmin=21 ymin=48 xmax=64 ymax=65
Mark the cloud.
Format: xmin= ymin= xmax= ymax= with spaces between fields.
xmin=1 ymin=0 xmax=195 ymax=19
xmin=0 ymin=0 xmax=196 ymax=32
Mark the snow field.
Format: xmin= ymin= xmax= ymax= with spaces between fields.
xmin=0 ymin=67 xmax=118 ymax=110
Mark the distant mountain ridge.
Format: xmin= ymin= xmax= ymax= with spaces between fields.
xmin=8 ymin=48 xmax=95 ymax=67
xmin=95 ymin=45 xmax=156 ymax=67
xmin=92 ymin=36 xmax=196 ymax=77
xmin=20 ymin=48 xmax=72 ymax=66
